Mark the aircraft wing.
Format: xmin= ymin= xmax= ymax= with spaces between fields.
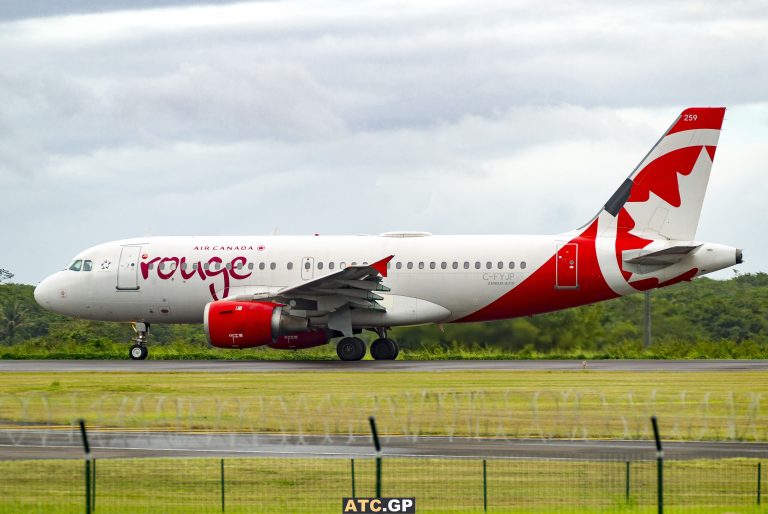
xmin=225 ymin=255 xmax=394 ymax=314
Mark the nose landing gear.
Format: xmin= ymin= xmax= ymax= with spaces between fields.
xmin=129 ymin=322 xmax=150 ymax=360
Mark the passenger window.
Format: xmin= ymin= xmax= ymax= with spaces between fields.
xmin=486 ymin=261 xmax=492 ymax=269
xmin=430 ymin=262 xmax=436 ymax=270
xmin=463 ymin=262 xmax=469 ymax=269
xmin=387 ymin=262 xmax=391 ymax=269
xmin=396 ymin=262 xmax=402 ymax=270
xmin=181 ymin=262 xmax=188 ymax=270
xmin=441 ymin=262 xmax=447 ymax=269
xmin=474 ymin=262 xmax=481 ymax=270
xmin=236 ymin=262 xmax=243 ymax=270
xmin=497 ymin=261 xmax=503 ymax=269
xmin=247 ymin=263 xmax=253 ymax=270
xmin=318 ymin=262 xmax=324 ymax=270
xmin=83 ymin=260 xmax=93 ymax=272
xmin=452 ymin=262 xmax=458 ymax=269
xmin=351 ymin=262 xmax=357 ymax=266
xmin=270 ymin=262 xmax=276 ymax=270
xmin=407 ymin=262 xmax=413 ymax=270
xmin=521 ymin=261 xmax=527 ymax=269
xmin=418 ymin=262 xmax=424 ymax=270
xmin=329 ymin=262 xmax=335 ymax=270
xmin=259 ymin=263 xmax=265 ymax=270
xmin=304 ymin=261 xmax=311 ymax=270
xmin=509 ymin=261 xmax=515 ymax=269
xmin=340 ymin=262 xmax=346 ymax=268
xmin=203 ymin=263 xmax=210 ymax=271
xmin=214 ymin=262 xmax=221 ymax=270
xmin=287 ymin=262 xmax=293 ymax=270
xmin=226 ymin=263 xmax=232 ymax=270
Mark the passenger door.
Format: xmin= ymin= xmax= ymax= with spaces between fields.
xmin=117 ymin=245 xmax=142 ymax=290
xmin=555 ymin=243 xmax=578 ymax=289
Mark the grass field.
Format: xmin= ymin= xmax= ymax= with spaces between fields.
xmin=0 ymin=371 xmax=766 ymax=440
xmin=0 ymin=456 xmax=763 ymax=513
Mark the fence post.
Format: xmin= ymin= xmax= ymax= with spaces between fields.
xmin=758 ymin=462 xmax=762 ymax=506
xmin=369 ymin=417 xmax=382 ymax=498
xmin=651 ymin=416 xmax=663 ymax=514
xmin=625 ymin=460 xmax=630 ymax=503
xmin=78 ymin=419 xmax=92 ymax=514
xmin=351 ymin=458 xmax=356 ymax=498
xmin=220 ymin=458 xmax=225 ymax=512
xmin=91 ymin=459 xmax=96 ymax=512
xmin=482 ymin=459 xmax=487 ymax=513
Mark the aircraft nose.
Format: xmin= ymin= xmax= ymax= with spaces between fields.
xmin=34 ymin=275 xmax=57 ymax=309
xmin=34 ymin=279 xmax=48 ymax=307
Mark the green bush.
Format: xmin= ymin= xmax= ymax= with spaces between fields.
xmin=2 ymin=273 xmax=768 ymax=359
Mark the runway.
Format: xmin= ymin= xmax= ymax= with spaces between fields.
xmin=0 ymin=359 xmax=767 ymax=372
xmin=1 ymin=429 xmax=766 ymax=461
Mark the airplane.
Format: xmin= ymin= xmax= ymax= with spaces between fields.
xmin=34 ymin=107 xmax=742 ymax=361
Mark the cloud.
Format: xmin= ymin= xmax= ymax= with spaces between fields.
xmin=1 ymin=0 xmax=767 ymax=283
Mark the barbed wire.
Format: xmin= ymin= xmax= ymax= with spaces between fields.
xmin=0 ymin=389 xmax=765 ymax=447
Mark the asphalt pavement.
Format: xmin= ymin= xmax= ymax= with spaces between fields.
xmin=1 ymin=359 xmax=766 ymax=372
xmin=1 ymin=429 xmax=766 ymax=460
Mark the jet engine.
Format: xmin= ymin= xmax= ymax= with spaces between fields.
xmin=204 ymin=301 xmax=309 ymax=348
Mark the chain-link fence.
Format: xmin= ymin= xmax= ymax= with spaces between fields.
xmin=0 ymin=454 xmax=764 ymax=513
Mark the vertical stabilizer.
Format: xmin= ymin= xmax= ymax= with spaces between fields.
xmin=598 ymin=107 xmax=725 ymax=241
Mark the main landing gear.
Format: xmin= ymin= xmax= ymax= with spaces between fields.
xmin=370 ymin=337 xmax=399 ymax=360
xmin=336 ymin=337 xmax=366 ymax=361
xmin=129 ymin=322 xmax=149 ymax=361
xmin=335 ymin=332 xmax=400 ymax=361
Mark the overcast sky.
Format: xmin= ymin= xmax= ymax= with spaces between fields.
xmin=2 ymin=0 xmax=767 ymax=285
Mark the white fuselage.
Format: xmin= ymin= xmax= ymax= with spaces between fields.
xmin=34 ymin=232 xmax=739 ymax=330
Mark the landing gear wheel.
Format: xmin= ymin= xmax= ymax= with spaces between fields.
xmin=129 ymin=322 xmax=150 ymax=361
xmin=129 ymin=344 xmax=148 ymax=360
xmin=392 ymin=340 xmax=400 ymax=359
xmin=370 ymin=338 xmax=398 ymax=360
xmin=337 ymin=337 xmax=366 ymax=361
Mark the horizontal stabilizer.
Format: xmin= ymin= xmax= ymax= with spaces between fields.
xmin=623 ymin=244 xmax=701 ymax=266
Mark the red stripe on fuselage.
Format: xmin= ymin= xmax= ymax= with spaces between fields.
xmin=627 ymin=267 xmax=699 ymax=292
xmin=456 ymin=220 xmax=617 ymax=323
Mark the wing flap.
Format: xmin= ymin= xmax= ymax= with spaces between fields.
xmin=224 ymin=255 xmax=395 ymax=319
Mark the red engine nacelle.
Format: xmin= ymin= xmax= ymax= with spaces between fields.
xmin=204 ymin=301 xmax=309 ymax=349
xmin=268 ymin=330 xmax=330 ymax=350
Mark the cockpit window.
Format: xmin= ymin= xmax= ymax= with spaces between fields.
xmin=69 ymin=260 xmax=83 ymax=271
xmin=83 ymin=260 xmax=93 ymax=272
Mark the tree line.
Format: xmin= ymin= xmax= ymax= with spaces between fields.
xmin=1 ymin=272 xmax=767 ymax=359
